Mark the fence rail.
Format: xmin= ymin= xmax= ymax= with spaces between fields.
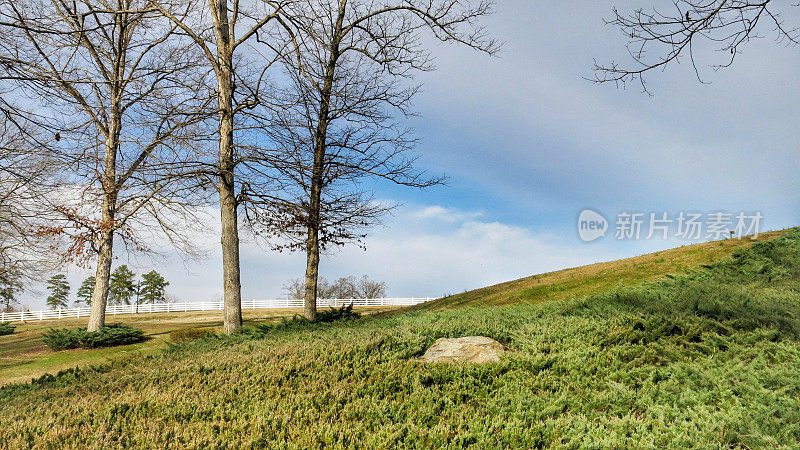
xmin=0 ymin=297 xmax=436 ymax=323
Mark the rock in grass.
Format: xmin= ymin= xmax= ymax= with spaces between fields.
xmin=420 ymin=336 xmax=505 ymax=363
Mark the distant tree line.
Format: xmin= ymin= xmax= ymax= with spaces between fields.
xmin=40 ymin=267 xmax=169 ymax=310
xmin=283 ymin=275 xmax=387 ymax=300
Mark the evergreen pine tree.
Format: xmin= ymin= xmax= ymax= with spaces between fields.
xmin=108 ymin=266 xmax=137 ymax=305
xmin=45 ymin=274 xmax=70 ymax=309
xmin=75 ymin=276 xmax=96 ymax=306
xmin=139 ymin=271 xmax=169 ymax=304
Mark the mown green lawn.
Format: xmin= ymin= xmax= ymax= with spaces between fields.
xmin=1 ymin=230 xmax=799 ymax=448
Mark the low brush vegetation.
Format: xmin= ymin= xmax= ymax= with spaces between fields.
xmin=0 ymin=322 xmax=14 ymax=336
xmin=41 ymin=324 xmax=146 ymax=351
xmin=169 ymin=328 xmax=212 ymax=343
xmin=249 ymin=304 xmax=361 ymax=335
xmin=2 ymin=230 xmax=800 ymax=447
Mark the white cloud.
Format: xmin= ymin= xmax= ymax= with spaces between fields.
xmin=314 ymin=204 xmax=607 ymax=298
xmin=412 ymin=205 xmax=483 ymax=223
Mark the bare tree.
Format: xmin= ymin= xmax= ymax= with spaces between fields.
xmin=592 ymin=1 xmax=800 ymax=92
xmin=0 ymin=0 xmax=210 ymax=331
xmin=355 ymin=275 xmax=386 ymax=299
xmin=253 ymin=0 xmax=497 ymax=320
xmin=150 ymin=0 xmax=297 ymax=333
xmin=326 ymin=275 xmax=386 ymax=299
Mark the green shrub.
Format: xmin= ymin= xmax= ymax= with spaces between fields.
xmin=41 ymin=328 xmax=83 ymax=350
xmin=0 ymin=322 xmax=14 ymax=336
xmin=249 ymin=304 xmax=360 ymax=336
xmin=169 ymin=327 xmax=212 ymax=343
xmin=316 ymin=303 xmax=360 ymax=323
xmin=42 ymin=324 xmax=146 ymax=351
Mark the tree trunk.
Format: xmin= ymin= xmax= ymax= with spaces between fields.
xmin=302 ymin=7 xmax=342 ymax=321
xmin=303 ymin=224 xmax=320 ymax=321
xmin=303 ymin=100 xmax=328 ymax=321
xmin=213 ymin=15 xmax=243 ymax=332
xmin=219 ymin=163 xmax=243 ymax=333
xmin=87 ymin=109 xmax=120 ymax=332
xmin=87 ymin=228 xmax=113 ymax=331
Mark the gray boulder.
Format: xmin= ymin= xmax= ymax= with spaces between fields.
xmin=420 ymin=336 xmax=505 ymax=363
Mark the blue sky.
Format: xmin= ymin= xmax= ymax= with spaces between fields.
xmin=23 ymin=1 xmax=800 ymax=308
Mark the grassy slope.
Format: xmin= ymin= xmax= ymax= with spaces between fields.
xmin=1 ymin=230 xmax=799 ymax=447
xmin=418 ymin=230 xmax=785 ymax=310
xmin=0 ymin=307 xmax=398 ymax=386
xmin=0 ymin=231 xmax=780 ymax=387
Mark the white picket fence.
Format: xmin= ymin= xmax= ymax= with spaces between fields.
xmin=0 ymin=297 xmax=435 ymax=323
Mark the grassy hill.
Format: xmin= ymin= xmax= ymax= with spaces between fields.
xmin=417 ymin=229 xmax=785 ymax=310
xmin=1 ymin=229 xmax=799 ymax=448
